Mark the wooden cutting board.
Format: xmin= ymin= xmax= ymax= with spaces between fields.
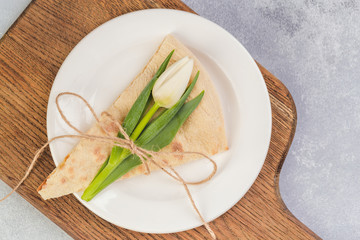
xmin=0 ymin=0 xmax=320 ymax=239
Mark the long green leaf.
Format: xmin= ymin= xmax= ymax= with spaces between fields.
xmin=142 ymin=91 xmax=204 ymax=151
xmin=136 ymin=71 xmax=200 ymax=146
xmin=121 ymin=50 xmax=174 ymax=135
xmin=82 ymin=91 xmax=204 ymax=200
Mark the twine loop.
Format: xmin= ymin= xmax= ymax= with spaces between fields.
xmin=1 ymin=92 xmax=218 ymax=239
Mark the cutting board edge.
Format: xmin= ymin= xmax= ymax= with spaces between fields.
xmin=0 ymin=1 xmax=321 ymax=239
xmin=264 ymin=71 xmax=319 ymax=239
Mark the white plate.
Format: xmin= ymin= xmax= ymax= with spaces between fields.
xmin=47 ymin=9 xmax=271 ymax=234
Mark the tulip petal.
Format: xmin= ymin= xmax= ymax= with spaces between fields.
xmin=153 ymin=56 xmax=194 ymax=108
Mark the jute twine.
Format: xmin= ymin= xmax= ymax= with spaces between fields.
xmin=0 ymin=92 xmax=217 ymax=239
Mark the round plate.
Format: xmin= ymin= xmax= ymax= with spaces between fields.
xmin=47 ymin=9 xmax=271 ymax=234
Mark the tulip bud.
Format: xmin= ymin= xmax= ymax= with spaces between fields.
xmin=153 ymin=56 xmax=194 ymax=108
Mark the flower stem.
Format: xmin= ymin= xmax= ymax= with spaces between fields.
xmin=130 ymin=102 xmax=160 ymax=140
xmin=108 ymin=102 xmax=160 ymax=165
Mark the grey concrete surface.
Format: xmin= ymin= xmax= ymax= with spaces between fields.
xmin=0 ymin=0 xmax=31 ymax=37
xmin=1 ymin=0 xmax=359 ymax=239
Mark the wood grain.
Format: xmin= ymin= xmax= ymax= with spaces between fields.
xmin=0 ymin=0 xmax=320 ymax=239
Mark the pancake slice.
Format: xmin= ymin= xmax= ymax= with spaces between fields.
xmin=38 ymin=35 xmax=228 ymax=200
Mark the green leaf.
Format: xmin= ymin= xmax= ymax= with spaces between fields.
xmin=121 ymin=50 xmax=174 ymax=135
xmin=142 ymin=90 xmax=204 ymax=151
xmin=81 ymin=91 xmax=204 ymax=201
xmin=136 ymin=71 xmax=200 ymax=146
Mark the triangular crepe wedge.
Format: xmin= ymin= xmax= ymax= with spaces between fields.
xmin=38 ymin=35 xmax=228 ymax=200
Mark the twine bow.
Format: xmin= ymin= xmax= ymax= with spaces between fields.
xmin=1 ymin=92 xmax=217 ymax=239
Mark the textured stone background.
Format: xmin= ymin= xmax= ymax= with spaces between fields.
xmin=1 ymin=0 xmax=359 ymax=239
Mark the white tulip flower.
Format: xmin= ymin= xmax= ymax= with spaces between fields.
xmin=152 ymin=56 xmax=194 ymax=108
